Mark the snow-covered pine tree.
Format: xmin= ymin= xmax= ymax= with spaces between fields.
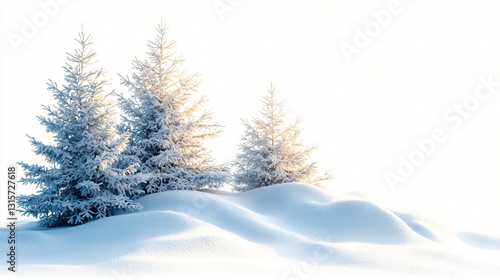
xmin=233 ymin=83 xmax=331 ymax=191
xmin=116 ymin=22 xmax=230 ymax=193
xmin=18 ymin=31 xmax=144 ymax=227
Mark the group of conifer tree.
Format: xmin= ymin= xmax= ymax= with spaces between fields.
xmin=18 ymin=22 xmax=331 ymax=227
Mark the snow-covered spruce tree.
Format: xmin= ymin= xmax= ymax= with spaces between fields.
xmin=233 ymin=83 xmax=331 ymax=191
xmin=116 ymin=22 xmax=230 ymax=194
xmin=17 ymin=31 xmax=144 ymax=227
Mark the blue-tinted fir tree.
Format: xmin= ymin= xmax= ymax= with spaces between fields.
xmin=117 ymin=23 xmax=230 ymax=193
xmin=233 ymin=83 xmax=331 ymax=191
xmin=18 ymin=32 xmax=144 ymax=227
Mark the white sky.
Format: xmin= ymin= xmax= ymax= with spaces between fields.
xmin=1 ymin=0 xmax=500 ymax=234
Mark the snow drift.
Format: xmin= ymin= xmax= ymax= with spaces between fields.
xmin=2 ymin=183 xmax=500 ymax=279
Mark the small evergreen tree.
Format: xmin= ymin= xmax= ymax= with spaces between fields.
xmin=18 ymin=31 xmax=144 ymax=227
xmin=233 ymin=83 xmax=331 ymax=191
xmin=117 ymin=22 xmax=230 ymax=194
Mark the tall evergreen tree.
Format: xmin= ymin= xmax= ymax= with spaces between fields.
xmin=233 ymin=83 xmax=331 ymax=191
xmin=18 ymin=31 xmax=144 ymax=227
xmin=117 ymin=22 xmax=229 ymax=194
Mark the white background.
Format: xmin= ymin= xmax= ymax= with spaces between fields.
xmin=1 ymin=0 xmax=500 ymax=235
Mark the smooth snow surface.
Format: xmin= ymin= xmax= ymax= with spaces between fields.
xmin=2 ymin=183 xmax=500 ymax=279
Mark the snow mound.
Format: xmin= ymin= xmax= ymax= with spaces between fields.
xmin=3 ymin=183 xmax=500 ymax=279
xmin=138 ymin=183 xmax=424 ymax=245
xmin=458 ymin=232 xmax=500 ymax=250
